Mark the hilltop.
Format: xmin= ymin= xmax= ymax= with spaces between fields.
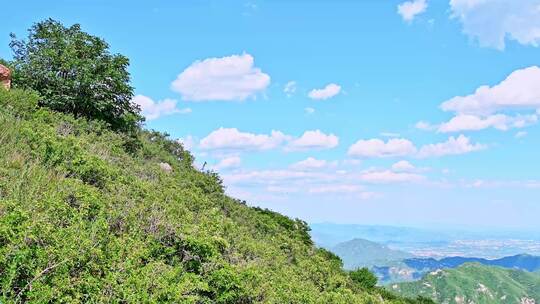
xmin=331 ymin=238 xmax=413 ymax=270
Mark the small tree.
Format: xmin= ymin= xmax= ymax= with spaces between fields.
xmin=9 ymin=19 xmax=142 ymax=132
xmin=350 ymin=267 xmax=378 ymax=290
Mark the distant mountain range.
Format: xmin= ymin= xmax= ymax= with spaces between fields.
xmin=331 ymin=238 xmax=413 ymax=270
xmin=373 ymin=254 xmax=540 ymax=285
xmin=327 ymin=235 xmax=540 ymax=285
xmin=403 ymin=254 xmax=540 ymax=272
xmin=390 ymin=263 xmax=540 ymax=304
xmin=310 ymin=223 xmax=540 ymax=258
xmin=310 ymin=223 xmax=450 ymax=247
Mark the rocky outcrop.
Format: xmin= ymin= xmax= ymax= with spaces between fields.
xmin=159 ymin=162 xmax=173 ymax=173
xmin=0 ymin=64 xmax=11 ymax=90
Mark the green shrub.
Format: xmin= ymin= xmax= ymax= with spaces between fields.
xmin=0 ymin=88 xmax=39 ymax=117
xmin=350 ymin=268 xmax=378 ymax=290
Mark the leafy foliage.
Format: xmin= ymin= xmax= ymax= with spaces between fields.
xmin=9 ymin=19 xmax=142 ymax=132
xmin=350 ymin=268 xmax=378 ymax=290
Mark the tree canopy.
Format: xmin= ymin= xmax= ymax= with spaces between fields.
xmin=9 ymin=19 xmax=142 ymax=132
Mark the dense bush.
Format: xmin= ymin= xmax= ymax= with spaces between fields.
xmin=350 ymin=267 xmax=378 ymax=290
xmin=9 ymin=19 xmax=142 ymax=132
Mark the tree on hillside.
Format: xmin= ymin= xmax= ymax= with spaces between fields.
xmin=350 ymin=267 xmax=378 ymax=290
xmin=9 ymin=19 xmax=142 ymax=132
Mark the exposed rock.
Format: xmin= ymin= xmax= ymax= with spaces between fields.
xmin=159 ymin=162 xmax=173 ymax=173
xmin=521 ymin=297 xmax=535 ymax=304
xmin=0 ymin=64 xmax=11 ymax=90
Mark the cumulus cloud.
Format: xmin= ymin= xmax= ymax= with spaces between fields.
xmin=348 ymin=135 xmax=485 ymax=159
xmin=437 ymin=113 xmax=538 ymax=132
xmin=171 ymin=53 xmax=270 ymax=101
xmin=199 ymin=128 xmax=338 ymax=152
xmin=213 ymin=156 xmax=242 ymax=170
xmin=131 ymin=95 xmax=191 ymax=120
xmin=223 ymin=169 xmax=330 ymax=186
xmin=397 ymin=0 xmax=428 ymax=22
xmin=441 ymin=66 xmax=540 ymax=115
xmin=417 ymin=134 xmax=486 ymax=158
xmin=287 ymin=130 xmax=339 ymax=151
xmin=308 ymin=83 xmax=342 ymax=100
xmin=284 ymin=81 xmax=297 ymax=97
xmin=199 ymin=128 xmax=288 ymax=151
xmin=348 ymin=138 xmax=417 ymax=158
xmin=416 ymin=66 xmax=540 ymax=133
xmin=392 ymin=160 xmax=416 ymax=172
xmin=450 ymin=0 xmax=540 ymax=50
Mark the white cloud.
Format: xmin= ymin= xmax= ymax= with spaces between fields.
xmin=359 ymin=170 xmax=425 ymax=183
xmin=417 ymin=134 xmax=486 ymax=158
xmin=397 ymin=0 xmax=428 ymax=22
xmin=213 ymin=156 xmax=241 ymax=170
xmin=441 ymin=66 xmax=540 ymax=115
xmin=290 ymin=157 xmax=332 ymax=171
xmin=287 ymin=130 xmax=339 ymax=151
xmin=131 ymin=95 xmax=191 ymax=120
xmin=171 ymin=53 xmax=270 ymax=101
xmin=392 ymin=160 xmax=416 ymax=172
xmin=223 ymin=169 xmax=330 ymax=186
xmin=348 ymin=138 xmax=417 ymax=158
xmin=450 ymin=0 xmax=540 ymax=50
xmin=284 ymin=81 xmax=297 ymax=97
xmin=438 ymin=113 xmax=538 ymax=132
xmin=308 ymin=83 xmax=342 ymax=100
xmin=305 ymin=107 xmax=315 ymax=114
xmin=199 ymin=128 xmax=288 ymax=151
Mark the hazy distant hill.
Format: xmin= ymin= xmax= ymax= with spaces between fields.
xmin=404 ymin=254 xmax=540 ymax=272
xmin=310 ymin=223 xmax=449 ymax=247
xmin=390 ymin=263 xmax=540 ymax=304
xmin=332 ymin=238 xmax=414 ymax=270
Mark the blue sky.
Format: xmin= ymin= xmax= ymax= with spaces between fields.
xmin=2 ymin=0 xmax=540 ymax=230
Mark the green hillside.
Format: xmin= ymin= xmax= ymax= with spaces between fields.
xmin=390 ymin=263 xmax=540 ymax=304
xmin=331 ymin=238 xmax=413 ymax=270
xmin=0 ymin=88 xmax=436 ymax=303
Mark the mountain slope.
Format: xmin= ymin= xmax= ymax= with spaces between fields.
xmin=0 ymin=89 xmax=428 ymax=303
xmin=390 ymin=263 xmax=540 ymax=304
xmin=332 ymin=238 xmax=413 ymax=270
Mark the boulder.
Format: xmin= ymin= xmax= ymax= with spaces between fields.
xmin=0 ymin=64 xmax=11 ymax=90
xmin=159 ymin=162 xmax=173 ymax=173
